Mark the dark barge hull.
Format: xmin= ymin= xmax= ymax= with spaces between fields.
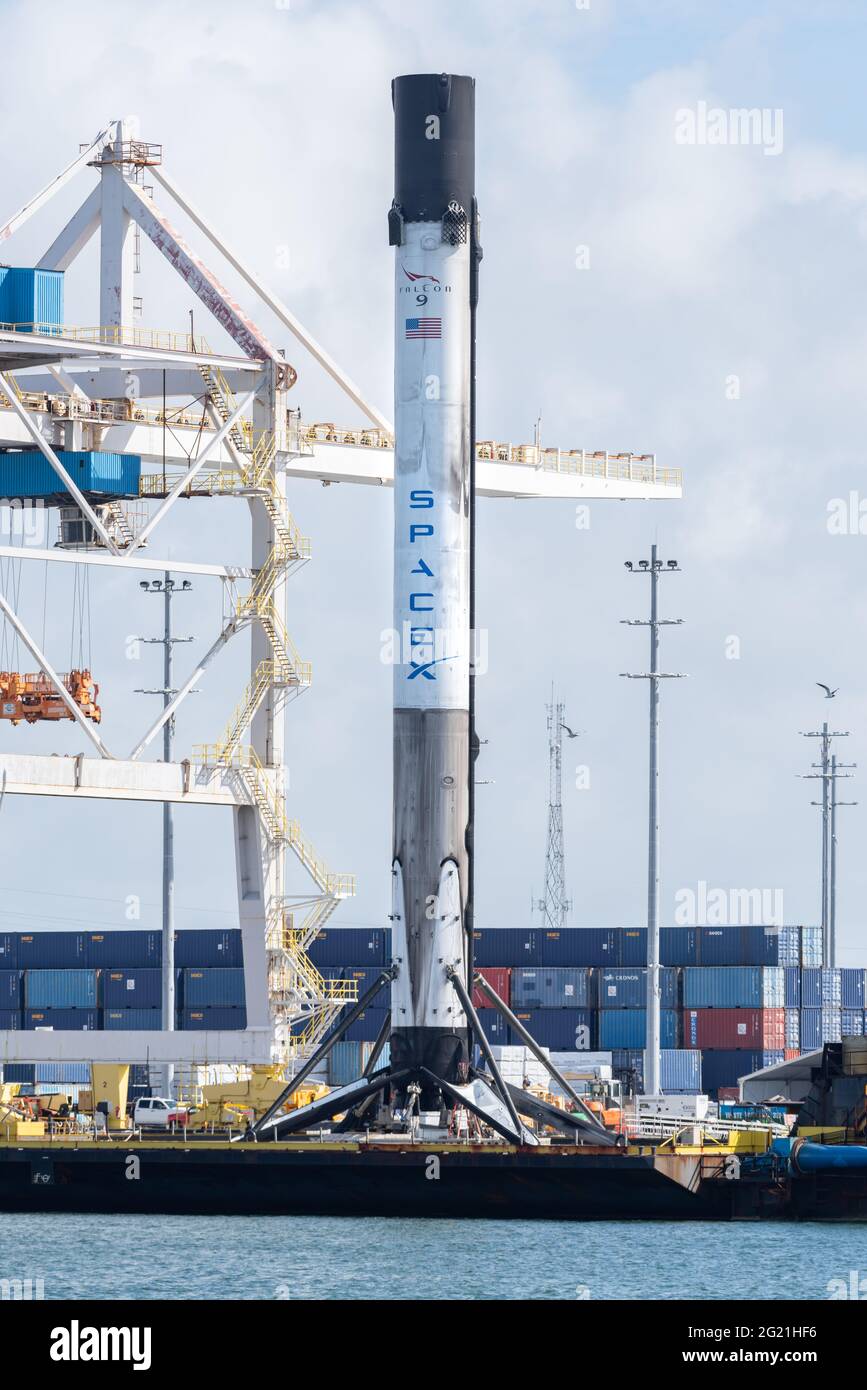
xmin=0 ymin=1141 xmax=738 ymax=1220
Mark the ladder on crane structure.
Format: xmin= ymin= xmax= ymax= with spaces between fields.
xmin=184 ymin=367 xmax=355 ymax=1050
xmin=266 ymin=911 xmax=359 ymax=1062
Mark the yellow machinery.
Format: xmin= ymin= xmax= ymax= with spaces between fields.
xmin=189 ymin=1064 xmax=329 ymax=1131
xmin=88 ymin=1063 xmax=130 ymax=1132
xmin=0 ymin=1082 xmax=46 ymax=1139
xmin=653 ymin=1125 xmax=773 ymax=1156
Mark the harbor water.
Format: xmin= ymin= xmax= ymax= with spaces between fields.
xmin=1 ymin=1215 xmax=865 ymax=1300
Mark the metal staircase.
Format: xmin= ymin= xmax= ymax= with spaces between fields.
xmin=186 ymin=369 xmax=355 ymax=1054
xmin=267 ymin=910 xmax=359 ymax=1062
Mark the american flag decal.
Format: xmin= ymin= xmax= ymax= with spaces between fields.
xmin=405 ymin=317 xmax=442 ymax=339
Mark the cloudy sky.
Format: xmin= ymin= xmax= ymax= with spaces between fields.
xmin=1 ymin=0 xmax=866 ymax=961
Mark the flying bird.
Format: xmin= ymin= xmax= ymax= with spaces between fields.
xmin=560 ymin=723 xmax=582 ymax=739
xmin=816 ymin=683 xmax=839 ymax=699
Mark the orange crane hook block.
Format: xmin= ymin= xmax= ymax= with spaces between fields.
xmin=0 ymin=670 xmax=102 ymax=725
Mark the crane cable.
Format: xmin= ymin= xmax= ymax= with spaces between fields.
xmin=0 ymin=541 xmax=24 ymax=672
xmin=69 ymin=565 xmax=93 ymax=672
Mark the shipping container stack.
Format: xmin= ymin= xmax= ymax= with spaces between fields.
xmin=3 ymin=924 xmax=861 ymax=1101
xmin=306 ymin=923 xmax=863 ymax=1099
xmin=0 ymin=930 xmax=247 ymax=1058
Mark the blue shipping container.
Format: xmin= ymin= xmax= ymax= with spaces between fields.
xmin=842 ymin=1010 xmax=866 ymax=1036
xmin=800 ymin=1010 xmax=821 ymax=1051
xmin=0 ymin=267 xmax=64 ymax=331
xmin=86 ymin=931 xmax=161 ymax=968
xmin=785 ymin=1008 xmax=800 ymax=1049
xmin=683 ymin=966 xmax=784 ymax=1009
xmin=0 ymin=971 xmax=21 ymax=1007
xmin=841 ymin=969 xmax=867 ymax=1009
xmin=2 ymin=1063 xmax=34 ymax=1082
xmin=102 ymin=969 xmax=162 ymax=1009
xmin=697 ymin=928 xmax=748 ymax=965
xmin=701 ymin=1050 xmax=784 ymax=1095
xmin=618 ymin=929 xmax=647 ymax=965
xmin=821 ymin=1009 xmax=842 ymax=1043
xmin=476 ymin=1011 xmax=511 ymax=1045
xmin=511 ymin=1009 xmax=595 ymax=1051
xmin=328 ymin=1040 xmax=391 ymax=1087
xmin=473 ymin=928 xmax=541 ymax=967
xmin=174 ymin=930 xmax=244 ymax=968
xmin=538 ymin=929 xmax=617 ymax=967
xmin=801 ymin=927 xmax=823 ymax=967
xmin=785 ymin=967 xmax=801 ymax=1008
xmin=181 ymin=1007 xmax=247 ymax=1031
xmin=104 ymin=1009 xmax=164 ymax=1030
xmin=0 ymin=450 xmax=141 ymax=501
xmin=611 ymin=1048 xmax=702 ymax=1093
xmin=321 ymin=1006 xmax=388 ymax=1043
xmin=307 ymin=929 xmax=389 ymax=968
xmin=598 ymin=1010 xmax=678 ymax=1049
xmin=775 ymin=927 xmax=803 ymax=968
xmin=0 ymin=1010 xmax=21 ymax=1030
xmin=661 ymin=927 xmax=697 ymax=965
xmin=183 ymin=968 xmax=246 ymax=1008
xmin=24 ymin=1008 xmax=98 ymax=1030
xmin=35 ymin=1063 xmax=90 ymax=1084
xmin=510 ymin=967 xmax=591 ymax=1009
xmin=17 ymin=932 xmax=85 ymax=967
xmin=25 ymin=969 xmax=97 ymax=1009
xmin=801 ymin=969 xmax=842 ymax=1009
xmin=596 ymin=968 xmax=677 ymax=1009
xmin=0 ymin=934 xmax=17 ymax=968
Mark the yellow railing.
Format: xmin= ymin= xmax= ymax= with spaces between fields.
xmin=0 ymin=322 xmax=215 ymax=353
xmin=199 ymin=361 xmax=254 ymax=450
xmin=297 ymin=423 xmax=681 ymax=490
xmin=298 ymin=422 xmax=393 ymax=450
xmin=475 ymin=441 xmax=680 ymax=487
xmin=219 ymin=655 xmax=310 ymax=758
xmin=191 ymin=743 xmax=355 ymax=899
xmin=192 ymin=741 xmax=263 ymax=769
xmin=235 ymin=592 xmax=311 ymax=686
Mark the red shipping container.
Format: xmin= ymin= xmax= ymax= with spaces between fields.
xmin=784 ymin=1048 xmax=800 ymax=1061
xmin=473 ymin=966 xmax=510 ymax=1009
xmin=717 ymin=1087 xmax=740 ymax=1101
xmin=685 ymin=1008 xmax=785 ymax=1050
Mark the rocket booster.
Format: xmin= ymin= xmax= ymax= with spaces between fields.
xmin=388 ymin=74 xmax=479 ymax=1087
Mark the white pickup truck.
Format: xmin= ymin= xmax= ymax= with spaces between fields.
xmin=132 ymin=1097 xmax=189 ymax=1129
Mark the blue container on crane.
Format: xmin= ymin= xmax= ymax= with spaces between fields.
xmin=0 ymin=450 xmax=141 ymax=500
xmin=0 ymin=267 xmax=64 ymax=332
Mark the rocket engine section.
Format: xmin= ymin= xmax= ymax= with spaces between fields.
xmin=388 ymin=73 xmax=480 ymax=1090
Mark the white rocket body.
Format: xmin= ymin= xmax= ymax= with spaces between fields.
xmin=389 ymin=74 xmax=477 ymax=1087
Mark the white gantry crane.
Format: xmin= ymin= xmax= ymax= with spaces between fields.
xmin=0 ymin=121 xmax=681 ymax=1071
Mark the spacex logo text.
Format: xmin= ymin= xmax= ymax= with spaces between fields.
xmin=49 ymin=1320 xmax=152 ymax=1371
xmin=405 ymin=487 xmax=440 ymax=679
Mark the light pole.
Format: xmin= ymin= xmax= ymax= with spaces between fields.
xmin=830 ymin=755 xmax=857 ymax=968
xmin=800 ymin=725 xmax=850 ymax=965
xmin=136 ymin=574 xmax=194 ymax=1096
xmin=620 ymin=546 xmax=685 ymax=1097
